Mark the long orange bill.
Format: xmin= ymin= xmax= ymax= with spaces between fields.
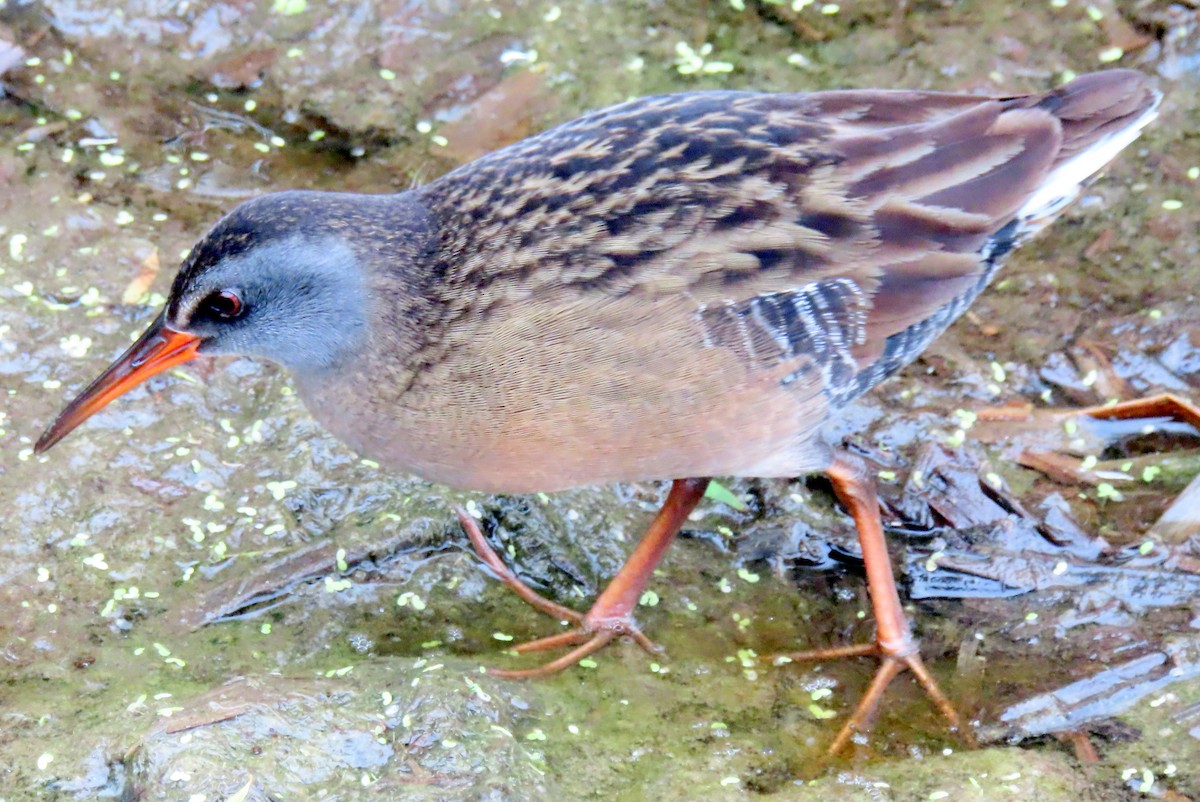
xmin=35 ymin=312 xmax=202 ymax=454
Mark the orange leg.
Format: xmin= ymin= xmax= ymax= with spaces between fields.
xmin=457 ymin=477 xmax=710 ymax=679
xmin=779 ymin=452 xmax=969 ymax=754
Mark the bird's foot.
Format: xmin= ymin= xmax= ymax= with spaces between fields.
xmin=487 ymin=612 xmax=660 ymax=680
xmin=455 ymin=506 xmax=661 ymax=679
xmin=776 ymin=636 xmax=971 ymax=755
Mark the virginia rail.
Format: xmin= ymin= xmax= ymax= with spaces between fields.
xmin=37 ymin=69 xmax=1160 ymax=752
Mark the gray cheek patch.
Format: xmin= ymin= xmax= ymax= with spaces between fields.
xmin=183 ymin=235 xmax=369 ymax=374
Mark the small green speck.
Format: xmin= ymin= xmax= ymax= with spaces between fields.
xmin=736 ymin=567 xmax=760 ymax=584
xmin=704 ymin=480 xmax=746 ymax=510
xmin=639 ymin=589 xmax=659 ymax=606
xmin=579 ymin=658 xmax=598 ymax=669
xmin=324 ymin=576 xmax=352 ymax=593
xmin=1162 ymin=199 xmax=1183 ymax=211
xmin=492 ymin=631 xmax=514 ymax=642
xmin=396 ymin=592 xmax=426 ymax=611
xmin=9 ymin=233 xmax=28 ymax=260
xmin=808 ymin=703 xmax=837 ymax=719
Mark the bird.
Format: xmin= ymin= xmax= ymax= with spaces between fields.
xmin=36 ymin=69 xmax=1159 ymax=753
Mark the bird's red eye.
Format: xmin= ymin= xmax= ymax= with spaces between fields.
xmin=203 ymin=289 xmax=244 ymax=320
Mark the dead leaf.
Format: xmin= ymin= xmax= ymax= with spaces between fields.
xmin=1083 ymin=228 xmax=1116 ymax=260
xmin=203 ymin=48 xmax=278 ymax=90
xmin=1149 ymin=471 xmax=1200 ymax=544
xmin=439 ymin=69 xmax=555 ymax=164
xmin=123 ymin=249 xmax=161 ymax=304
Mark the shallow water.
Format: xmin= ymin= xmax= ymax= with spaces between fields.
xmin=2 ymin=0 xmax=1200 ymax=799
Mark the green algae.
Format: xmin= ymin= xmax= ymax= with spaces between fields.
xmin=1 ymin=0 xmax=1199 ymax=799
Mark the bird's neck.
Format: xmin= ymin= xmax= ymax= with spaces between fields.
xmin=292 ymin=191 xmax=443 ymax=392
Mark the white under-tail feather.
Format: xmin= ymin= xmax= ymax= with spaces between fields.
xmin=1016 ymin=92 xmax=1161 ymax=230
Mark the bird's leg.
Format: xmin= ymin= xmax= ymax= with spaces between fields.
xmin=457 ymin=477 xmax=710 ymax=679
xmin=778 ymin=452 xmax=968 ymax=755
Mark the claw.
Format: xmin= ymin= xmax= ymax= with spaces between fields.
xmin=780 ymin=640 xmax=972 ymax=755
xmin=454 ymin=478 xmax=709 ymax=677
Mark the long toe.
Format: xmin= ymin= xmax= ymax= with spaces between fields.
xmin=773 ymin=636 xmax=970 ymax=755
xmin=487 ymin=631 xmax=617 ymax=679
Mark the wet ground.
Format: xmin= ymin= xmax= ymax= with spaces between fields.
xmin=2 ymin=0 xmax=1200 ymax=799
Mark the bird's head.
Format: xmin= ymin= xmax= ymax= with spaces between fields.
xmin=35 ymin=190 xmax=404 ymax=454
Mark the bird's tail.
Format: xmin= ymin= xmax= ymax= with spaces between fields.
xmin=1011 ymin=69 xmax=1160 ymax=226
